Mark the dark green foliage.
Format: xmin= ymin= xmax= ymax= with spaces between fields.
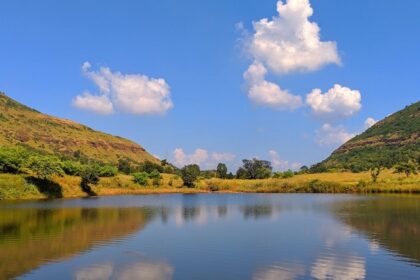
xmin=62 ymin=161 xmax=83 ymax=176
xmin=132 ymin=172 xmax=149 ymax=186
xmin=282 ymin=170 xmax=295 ymax=178
xmin=97 ymin=165 xmax=118 ymax=177
xmin=216 ymin=163 xmax=228 ymax=178
xmin=80 ymin=166 xmax=100 ymax=195
xmin=272 ymin=170 xmax=294 ymax=179
xmin=138 ymin=160 xmax=163 ymax=173
xmin=0 ymin=147 xmax=29 ymax=173
xmin=237 ymin=158 xmax=272 ymax=179
xmin=370 ymin=166 xmax=382 ymax=183
xmin=26 ymin=155 xmax=63 ymax=180
xmin=299 ymin=165 xmax=309 ymax=174
xmin=181 ymin=164 xmax=200 ymax=187
xmin=200 ymin=170 xmax=216 ymax=179
xmin=394 ymin=161 xmax=418 ymax=177
xmin=118 ymin=158 xmax=132 ymax=174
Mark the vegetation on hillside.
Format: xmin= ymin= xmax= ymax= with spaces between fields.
xmin=312 ymin=101 xmax=420 ymax=172
xmin=0 ymin=92 xmax=158 ymax=165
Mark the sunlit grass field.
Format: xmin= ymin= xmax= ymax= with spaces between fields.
xmin=1 ymin=170 xmax=419 ymax=200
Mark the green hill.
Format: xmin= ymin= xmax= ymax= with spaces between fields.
xmin=313 ymin=101 xmax=420 ymax=172
xmin=0 ymin=92 xmax=158 ymax=165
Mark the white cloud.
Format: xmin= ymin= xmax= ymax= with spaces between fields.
xmin=316 ymin=123 xmax=356 ymax=146
xmin=172 ymin=148 xmax=236 ymax=168
xmin=364 ymin=117 xmax=377 ymax=129
xmin=244 ymin=61 xmax=303 ymax=110
xmin=269 ymin=150 xmax=301 ymax=171
xmin=74 ymin=62 xmax=173 ymax=115
xmin=72 ymin=91 xmax=114 ymax=115
xmin=306 ymin=84 xmax=362 ymax=120
xmin=248 ymin=0 xmax=340 ymax=75
xmin=242 ymin=0 xmax=341 ymax=111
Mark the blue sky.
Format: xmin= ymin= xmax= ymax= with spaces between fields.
xmin=1 ymin=0 xmax=419 ymax=171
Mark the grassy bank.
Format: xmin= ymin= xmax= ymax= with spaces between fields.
xmin=0 ymin=170 xmax=419 ymax=200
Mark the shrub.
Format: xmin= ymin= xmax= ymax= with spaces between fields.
xmin=26 ymin=155 xmax=64 ymax=180
xmin=62 ymin=161 xmax=83 ymax=176
xmin=138 ymin=160 xmax=163 ymax=173
xmin=132 ymin=172 xmax=149 ymax=186
xmin=98 ymin=165 xmax=118 ymax=177
xmin=282 ymin=170 xmax=294 ymax=178
xmin=0 ymin=147 xmax=29 ymax=173
xmin=80 ymin=166 xmax=100 ymax=194
xmin=181 ymin=164 xmax=200 ymax=187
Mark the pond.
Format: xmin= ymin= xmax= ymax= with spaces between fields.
xmin=0 ymin=194 xmax=419 ymax=279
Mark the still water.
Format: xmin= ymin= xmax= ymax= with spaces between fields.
xmin=0 ymin=194 xmax=419 ymax=280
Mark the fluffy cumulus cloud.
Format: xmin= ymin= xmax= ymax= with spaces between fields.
xmin=172 ymin=148 xmax=236 ymax=168
xmin=72 ymin=91 xmax=114 ymax=115
xmin=306 ymin=84 xmax=362 ymax=120
xmin=244 ymin=61 xmax=302 ymax=110
xmin=242 ymin=0 xmax=340 ymax=110
xmin=73 ymin=62 xmax=173 ymax=115
xmin=315 ymin=123 xmax=356 ymax=146
xmin=364 ymin=117 xmax=377 ymax=129
xmin=269 ymin=150 xmax=301 ymax=171
xmin=249 ymin=0 xmax=340 ymax=74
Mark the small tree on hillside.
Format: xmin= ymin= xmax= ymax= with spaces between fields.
xmin=370 ymin=166 xmax=382 ymax=183
xmin=216 ymin=163 xmax=228 ymax=179
xmin=181 ymin=164 xmax=200 ymax=187
xmin=80 ymin=165 xmax=100 ymax=195
xmin=394 ymin=161 xmax=418 ymax=177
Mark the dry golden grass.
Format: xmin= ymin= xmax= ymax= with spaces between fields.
xmin=1 ymin=170 xmax=419 ymax=200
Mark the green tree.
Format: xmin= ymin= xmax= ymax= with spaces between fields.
xmin=370 ymin=166 xmax=382 ymax=183
xmin=181 ymin=164 xmax=200 ymax=187
xmin=216 ymin=163 xmax=228 ymax=179
xmin=394 ymin=161 xmax=418 ymax=177
xmin=132 ymin=172 xmax=149 ymax=186
xmin=118 ymin=158 xmax=132 ymax=174
xmin=80 ymin=165 xmax=100 ymax=194
xmin=239 ymin=158 xmax=273 ymax=179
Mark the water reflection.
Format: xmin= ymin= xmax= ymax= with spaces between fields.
xmin=75 ymin=261 xmax=173 ymax=280
xmin=333 ymin=196 xmax=420 ymax=265
xmin=0 ymin=207 xmax=153 ymax=280
xmin=0 ymin=194 xmax=419 ymax=280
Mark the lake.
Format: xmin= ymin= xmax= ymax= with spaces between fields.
xmin=0 ymin=194 xmax=419 ymax=280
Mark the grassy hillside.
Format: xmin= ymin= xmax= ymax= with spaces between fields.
xmin=314 ymin=101 xmax=420 ymax=171
xmin=0 ymin=92 xmax=158 ymax=165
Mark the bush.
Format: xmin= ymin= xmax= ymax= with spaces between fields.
xmin=138 ymin=161 xmax=163 ymax=173
xmin=26 ymin=155 xmax=64 ymax=180
xmin=181 ymin=164 xmax=200 ymax=187
xmin=98 ymin=165 xmax=118 ymax=177
xmin=0 ymin=147 xmax=29 ymax=173
xmin=132 ymin=172 xmax=149 ymax=186
xmin=282 ymin=170 xmax=294 ymax=178
xmin=62 ymin=161 xmax=83 ymax=176
xmin=80 ymin=166 xmax=100 ymax=194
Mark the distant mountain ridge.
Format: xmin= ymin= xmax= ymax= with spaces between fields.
xmin=313 ymin=101 xmax=420 ymax=171
xmin=0 ymin=92 xmax=159 ymax=164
